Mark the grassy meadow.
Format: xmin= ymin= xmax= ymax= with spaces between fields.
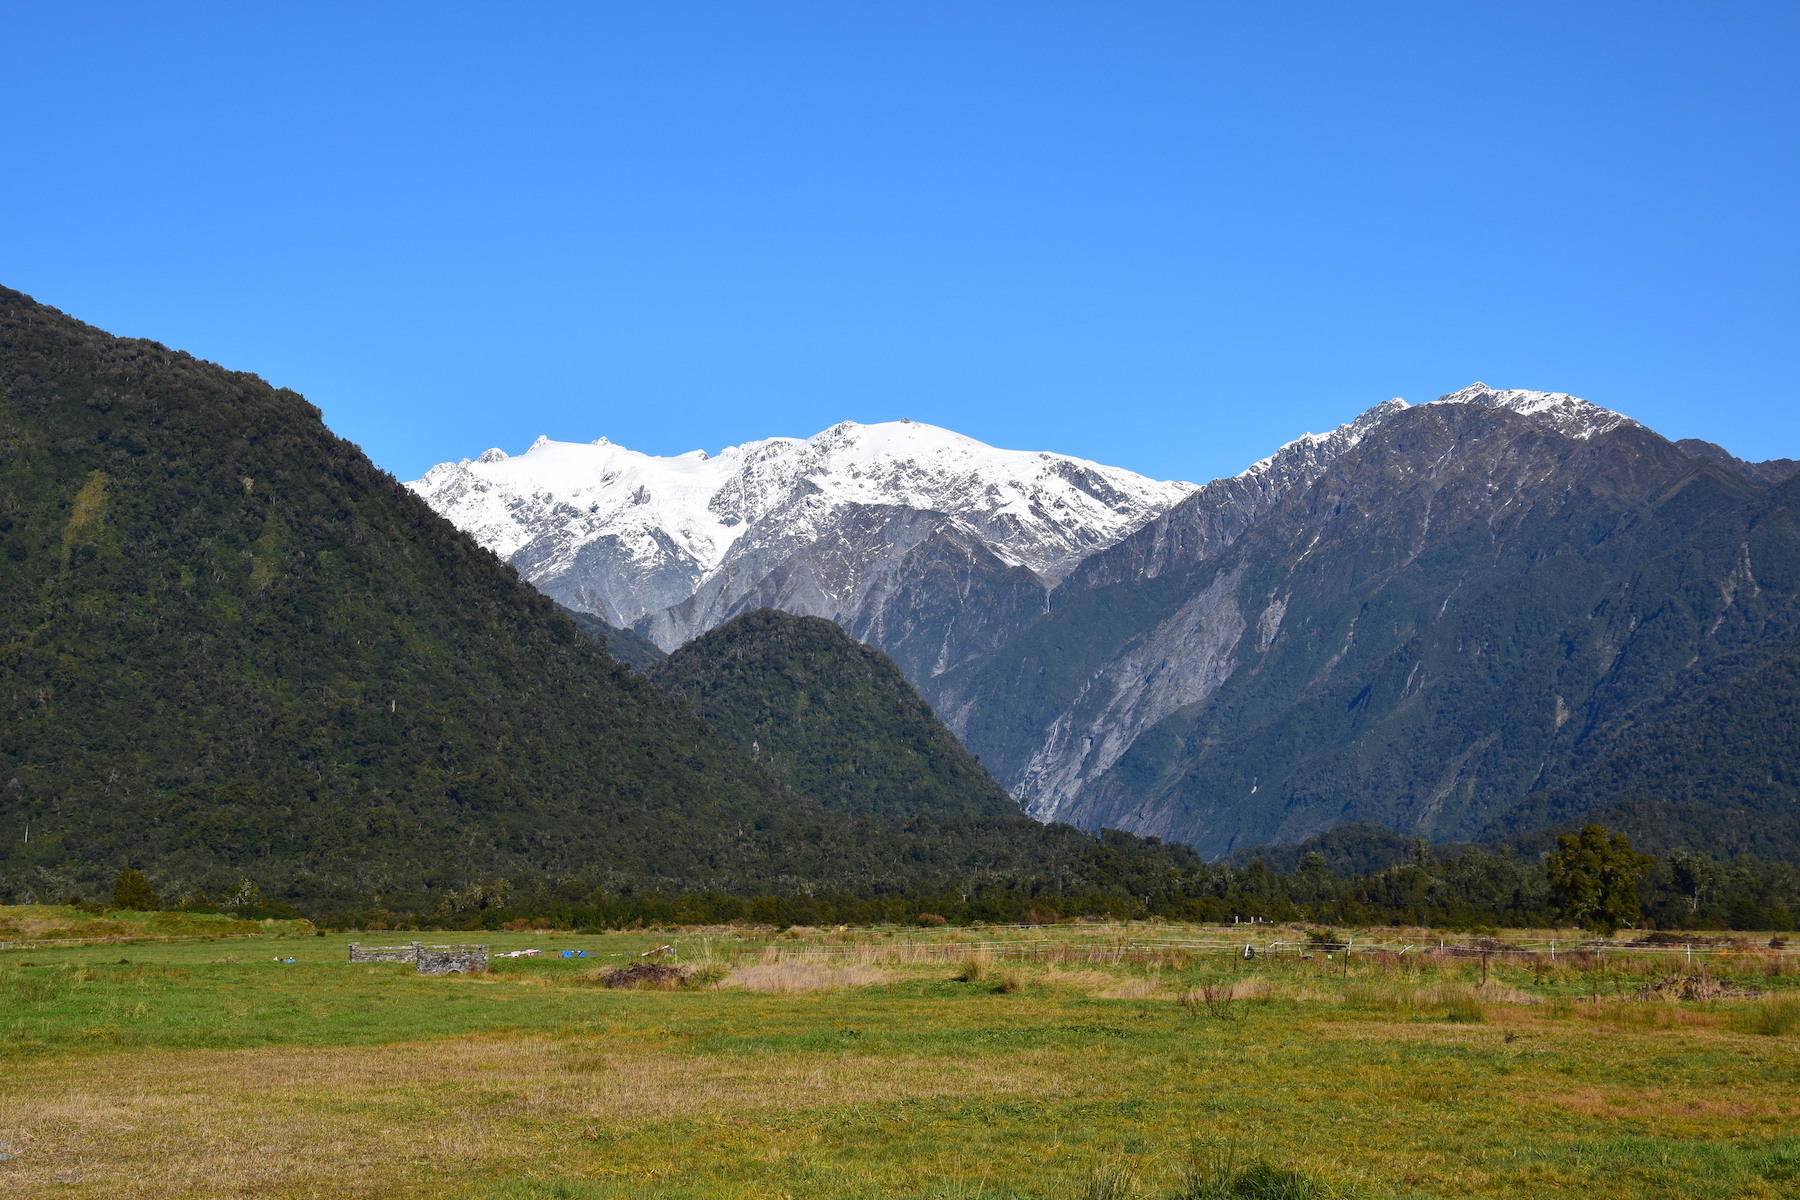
xmin=0 ymin=915 xmax=1796 ymax=1199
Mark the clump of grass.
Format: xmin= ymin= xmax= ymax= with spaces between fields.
xmin=994 ymin=969 xmax=1024 ymax=994
xmin=681 ymin=964 xmax=728 ymax=990
xmin=1100 ymin=974 xmax=1164 ymax=1000
xmin=1172 ymin=1140 xmax=1348 ymax=1198
xmin=955 ymin=951 xmax=989 ymax=983
xmin=1081 ymin=1156 xmax=1137 ymax=1199
xmin=0 ymin=969 xmax=65 ymax=1004
xmin=1732 ymin=995 xmax=1800 ymax=1037
xmin=1436 ymin=987 xmax=1486 ymax=1024
xmin=1042 ymin=968 xmax=1120 ymax=992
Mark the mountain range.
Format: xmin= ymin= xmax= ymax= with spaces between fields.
xmin=409 ymin=419 xmax=1194 ymax=682
xmin=413 ymin=387 xmax=1800 ymax=861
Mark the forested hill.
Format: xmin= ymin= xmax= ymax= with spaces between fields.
xmin=0 ymin=287 xmax=1190 ymax=908
xmin=556 ymin=602 xmax=667 ymax=671
xmin=652 ymin=609 xmax=1021 ymax=823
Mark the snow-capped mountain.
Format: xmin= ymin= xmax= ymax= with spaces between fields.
xmin=411 ymin=382 xmax=1800 ymax=861
xmin=408 ymin=420 xmax=1197 ymax=662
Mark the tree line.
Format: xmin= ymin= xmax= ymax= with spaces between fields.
xmin=71 ymin=825 xmax=1797 ymax=935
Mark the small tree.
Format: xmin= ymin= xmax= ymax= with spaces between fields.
xmin=1546 ymin=824 xmax=1653 ymax=934
xmin=111 ymin=868 xmax=160 ymax=911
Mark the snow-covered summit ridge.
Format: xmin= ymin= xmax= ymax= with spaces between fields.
xmin=1429 ymin=382 xmax=1637 ymax=440
xmin=1232 ymin=383 xmax=1634 ymax=485
xmin=407 ymin=419 xmax=1199 ymax=627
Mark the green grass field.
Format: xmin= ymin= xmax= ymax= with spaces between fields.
xmin=1 ymin=916 xmax=1796 ymax=1199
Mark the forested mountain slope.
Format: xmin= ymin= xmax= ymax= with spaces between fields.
xmin=1485 ymin=632 xmax=1800 ymax=860
xmin=652 ymin=609 xmax=1021 ymax=823
xmin=0 ymin=287 xmax=1191 ymax=906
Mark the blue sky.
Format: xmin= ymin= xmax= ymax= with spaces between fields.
xmin=3 ymin=2 xmax=1796 ymax=484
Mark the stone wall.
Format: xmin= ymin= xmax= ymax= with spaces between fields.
xmin=348 ymin=942 xmax=417 ymax=964
xmin=346 ymin=940 xmax=489 ymax=973
xmin=415 ymin=943 xmax=489 ymax=975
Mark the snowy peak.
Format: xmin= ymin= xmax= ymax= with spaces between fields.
xmin=1430 ymin=382 xmax=1637 ymax=440
xmin=410 ymin=432 xmax=752 ymax=569
xmin=407 ymin=420 xmax=1197 ymax=632
xmin=1241 ymin=383 xmax=1635 ymax=485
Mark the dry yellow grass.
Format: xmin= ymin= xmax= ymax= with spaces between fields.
xmin=1097 ymin=974 xmax=1167 ymax=1000
xmin=721 ymin=963 xmax=891 ymax=992
xmin=0 ymin=1030 xmax=1044 ymax=1198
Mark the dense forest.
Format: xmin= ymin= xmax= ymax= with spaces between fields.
xmin=74 ymin=822 xmax=1794 ymax=934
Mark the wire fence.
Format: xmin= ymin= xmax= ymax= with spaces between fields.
xmin=0 ymin=931 xmax=288 ymax=952
xmin=737 ymin=931 xmax=1798 ymax=967
xmin=6 ymin=923 xmax=1791 ymax=966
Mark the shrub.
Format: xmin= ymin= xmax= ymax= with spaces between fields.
xmin=917 ymin=913 xmax=948 ymax=927
xmin=111 ymin=869 xmax=159 ymax=912
xmin=1179 ymin=984 xmax=1243 ymax=1020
